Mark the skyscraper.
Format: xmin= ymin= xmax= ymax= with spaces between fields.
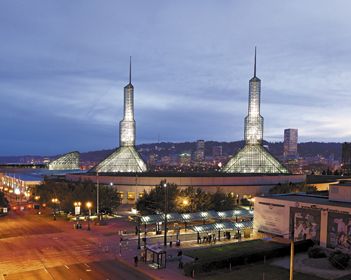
xmin=222 ymin=48 xmax=288 ymax=174
xmin=92 ymin=58 xmax=147 ymax=173
xmin=284 ymin=129 xmax=298 ymax=160
xmin=194 ymin=140 xmax=205 ymax=162
xmin=341 ymin=142 xmax=351 ymax=174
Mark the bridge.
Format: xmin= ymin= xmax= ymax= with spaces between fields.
xmin=0 ymin=163 xmax=47 ymax=169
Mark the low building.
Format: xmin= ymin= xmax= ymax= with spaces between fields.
xmin=66 ymin=172 xmax=305 ymax=204
xmin=254 ymin=181 xmax=351 ymax=251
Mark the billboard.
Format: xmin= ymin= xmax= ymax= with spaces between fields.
xmin=254 ymin=200 xmax=289 ymax=237
xmin=327 ymin=212 xmax=351 ymax=251
xmin=290 ymin=207 xmax=321 ymax=242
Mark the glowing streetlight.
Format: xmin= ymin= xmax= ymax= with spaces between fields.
xmin=74 ymin=201 xmax=82 ymax=207
xmin=51 ymin=198 xmax=59 ymax=221
xmin=73 ymin=201 xmax=82 ymax=229
xmin=182 ymin=198 xmax=189 ymax=206
xmin=86 ymin=201 xmax=92 ymax=231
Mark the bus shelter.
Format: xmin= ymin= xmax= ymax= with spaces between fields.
xmin=144 ymin=244 xmax=167 ymax=269
xmin=191 ymin=220 xmax=253 ymax=242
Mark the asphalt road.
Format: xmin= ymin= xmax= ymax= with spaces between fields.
xmin=3 ymin=260 xmax=152 ymax=280
xmin=0 ymin=210 xmax=151 ymax=280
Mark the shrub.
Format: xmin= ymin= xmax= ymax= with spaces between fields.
xmin=328 ymin=250 xmax=350 ymax=270
xmin=308 ymin=246 xmax=327 ymax=258
xmin=183 ymin=239 xmax=313 ymax=275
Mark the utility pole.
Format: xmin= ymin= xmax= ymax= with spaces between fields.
xmin=96 ymin=172 xmax=100 ymax=220
xmin=163 ymin=182 xmax=168 ymax=247
xmin=290 ymin=217 xmax=295 ymax=280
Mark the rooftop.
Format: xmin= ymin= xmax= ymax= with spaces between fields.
xmin=259 ymin=193 xmax=351 ymax=209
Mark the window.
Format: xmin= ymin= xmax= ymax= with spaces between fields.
xmin=127 ymin=192 xmax=136 ymax=201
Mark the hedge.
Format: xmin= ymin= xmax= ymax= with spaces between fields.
xmin=183 ymin=239 xmax=314 ymax=276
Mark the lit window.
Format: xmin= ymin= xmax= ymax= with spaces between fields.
xmin=127 ymin=192 xmax=136 ymax=201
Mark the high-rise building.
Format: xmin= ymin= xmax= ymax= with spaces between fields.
xmin=284 ymin=129 xmax=298 ymax=159
xmin=341 ymin=142 xmax=351 ymax=174
xmin=179 ymin=153 xmax=191 ymax=165
xmin=194 ymin=140 xmax=205 ymax=162
xmin=92 ymin=58 xmax=147 ymax=173
xmin=222 ymin=48 xmax=288 ymax=174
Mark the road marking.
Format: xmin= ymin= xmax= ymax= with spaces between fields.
xmin=84 ymin=263 xmax=90 ymax=267
xmin=86 ymin=269 xmax=92 ymax=272
xmin=64 ymin=265 xmax=70 ymax=269
xmin=44 ymin=268 xmax=49 ymax=273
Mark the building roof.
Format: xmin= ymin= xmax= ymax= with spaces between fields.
xmin=222 ymin=144 xmax=289 ymax=174
xmin=91 ymin=146 xmax=147 ymax=173
xmin=259 ymin=193 xmax=351 ymax=209
xmin=140 ymin=208 xmax=253 ymax=225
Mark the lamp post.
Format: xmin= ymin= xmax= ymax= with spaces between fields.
xmin=86 ymin=201 xmax=92 ymax=231
xmin=96 ymin=172 xmax=100 ymax=221
xmin=74 ymin=201 xmax=81 ymax=228
xmin=51 ymin=198 xmax=59 ymax=221
xmin=137 ymin=217 xmax=141 ymax=250
xmin=163 ymin=182 xmax=168 ymax=247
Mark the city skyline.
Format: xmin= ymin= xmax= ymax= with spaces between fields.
xmin=1 ymin=1 xmax=351 ymax=155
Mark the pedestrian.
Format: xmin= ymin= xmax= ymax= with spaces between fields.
xmin=179 ymin=260 xmax=183 ymax=269
xmin=134 ymin=255 xmax=138 ymax=267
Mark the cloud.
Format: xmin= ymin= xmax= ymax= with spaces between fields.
xmin=0 ymin=0 xmax=351 ymax=155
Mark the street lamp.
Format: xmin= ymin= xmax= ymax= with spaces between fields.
xmin=86 ymin=201 xmax=92 ymax=231
xmin=163 ymin=182 xmax=168 ymax=247
xmin=182 ymin=198 xmax=189 ymax=207
xmin=74 ymin=201 xmax=81 ymax=228
xmin=249 ymin=197 xmax=255 ymax=210
xmin=51 ymin=198 xmax=59 ymax=221
xmin=96 ymin=172 xmax=100 ymax=220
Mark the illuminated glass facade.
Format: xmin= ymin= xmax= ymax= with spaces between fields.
xmin=48 ymin=151 xmax=80 ymax=170
xmin=119 ymin=83 xmax=136 ymax=147
xmin=245 ymin=77 xmax=263 ymax=145
xmin=93 ymin=58 xmax=147 ymax=173
xmin=223 ymin=49 xmax=288 ymax=174
xmin=222 ymin=145 xmax=288 ymax=173
xmin=93 ymin=146 xmax=147 ymax=173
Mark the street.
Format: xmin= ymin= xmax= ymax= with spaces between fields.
xmin=0 ymin=210 xmax=152 ymax=280
xmin=3 ymin=260 xmax=149 ymax=280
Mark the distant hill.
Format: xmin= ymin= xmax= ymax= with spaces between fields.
xmin=0 ymin=141 xmax=343 ymax=164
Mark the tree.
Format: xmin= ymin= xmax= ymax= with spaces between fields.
xmin=177 ymin=187 xmax=213 ymax=213
xmin=136 ymin=182 xmax=238 ymax=214
xmin=0 ymin=191 xmax=9 ymax=207
xmin=136 ymin=181 xmax=179 ymax=215
xmin=211 ymin=189 xmax=236 ymax=211
xmin=269 ymin=182 xmax=317 ymax=194
xmin=34 ymin=179 xmax=121 ymax=214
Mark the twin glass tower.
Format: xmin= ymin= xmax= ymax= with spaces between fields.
xmin=93 ymin=50 xmax=288 ymax=174
xmin=93 ymin=57 xmax=147 ymax=173
xmin=222 ymin=48 xmax=288 ymax=174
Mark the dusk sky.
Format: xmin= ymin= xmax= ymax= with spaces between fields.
xmin=1 ymin=1 xmax=351 ymax=156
